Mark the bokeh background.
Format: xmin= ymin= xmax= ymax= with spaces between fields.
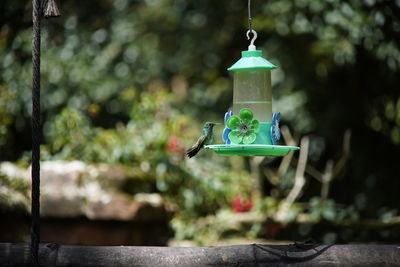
xmin=1 ymin=0 xmax=400 ymax=246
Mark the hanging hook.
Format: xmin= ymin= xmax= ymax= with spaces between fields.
xmin=246 ymin=29 xmax=257 ymax=51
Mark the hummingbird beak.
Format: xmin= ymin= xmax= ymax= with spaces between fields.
xmin=212 ymin=123 xmax=222 ymax=125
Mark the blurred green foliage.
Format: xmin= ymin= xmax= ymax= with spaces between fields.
xmin=1 ymin=0 xmax=400 ymax=243
xmin=41 ymin=89 xmax=253 ymax=220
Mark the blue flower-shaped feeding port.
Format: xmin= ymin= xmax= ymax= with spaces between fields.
xmin=222 ymin=111 xmax=233 ymax=144
xmin=270 ymin=112 xmax=281 ymax=145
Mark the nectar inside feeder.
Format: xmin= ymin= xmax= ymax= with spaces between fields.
xmin=206 ymin=30 xmax=299 ymax=156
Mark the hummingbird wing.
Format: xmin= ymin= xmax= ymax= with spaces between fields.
xmin=186 ymin=135 xmax=207 ymax=158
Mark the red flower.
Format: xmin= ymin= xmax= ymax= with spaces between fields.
xmin=166 ymin=135 xmax=185 ymax=155
xmin=231 ymin=196 xmax=253 ymax=213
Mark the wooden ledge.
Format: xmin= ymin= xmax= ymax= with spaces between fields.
xmin=0 ymin=243 xmax=399 ymax=266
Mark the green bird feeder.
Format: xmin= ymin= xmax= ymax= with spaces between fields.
xmin=206 ymin=30 xmax=299 ymax=156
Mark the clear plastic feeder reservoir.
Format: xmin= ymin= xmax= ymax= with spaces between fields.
xmin=231 ymin=50 xmax=273 ymax=122
xmin=233 ymin=70 xmax=272 ymax=121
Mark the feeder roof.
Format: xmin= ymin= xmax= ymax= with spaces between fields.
xmin=228 ymin=50 xmax=278 ymax=71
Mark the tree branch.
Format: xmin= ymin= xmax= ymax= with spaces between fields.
xmin=275 ymin=136 xmax=309 ymax=222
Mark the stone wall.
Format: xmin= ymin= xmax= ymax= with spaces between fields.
xmin=0 ymin=161 xmax=171 ymax=245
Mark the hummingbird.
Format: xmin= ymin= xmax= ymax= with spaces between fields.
xmin=186 ymin=122 xmax=220 ymax=158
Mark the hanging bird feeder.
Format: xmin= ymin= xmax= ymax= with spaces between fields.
xmin=206 ymin=29 xmax=299 ymax=156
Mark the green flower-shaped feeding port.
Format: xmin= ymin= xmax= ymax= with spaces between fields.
xmin=226 ymin=108 xmax=260 ymax=144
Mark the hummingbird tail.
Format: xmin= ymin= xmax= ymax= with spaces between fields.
xmin=186 ymin=145 xmax=201 ymax=158
xmin=186 ymin=138 xmax=206 ymax=158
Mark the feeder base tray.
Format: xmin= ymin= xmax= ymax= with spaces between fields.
xmin=205 ymin=144 xmax=300 ymax=156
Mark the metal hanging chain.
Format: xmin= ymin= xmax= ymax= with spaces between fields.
xmin=31 ymin=0 xmax=60 ymax=266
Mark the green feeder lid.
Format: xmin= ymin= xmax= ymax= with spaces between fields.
xmin=228 ymin=50 xmax=278 ymax=71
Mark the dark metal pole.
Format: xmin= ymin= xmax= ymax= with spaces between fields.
xmin=31 ymin=0 xmax=41 ymax=265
